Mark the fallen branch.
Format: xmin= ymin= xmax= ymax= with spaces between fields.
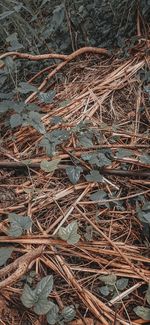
xmin=0 ymin=246 xmax=44 ymax=289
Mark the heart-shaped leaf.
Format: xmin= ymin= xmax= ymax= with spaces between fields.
xmin=33 ymin=297 xmax=52 ymax=315
xmin=116 ymin=278 xmax=129 ymax=291
xmin=38 ymin=90 xmax=56 ymax=104
xmin=35 ymin=275 xmax=54 ymax=298
xmin=99 ymin=285 xmax=110 ymax=296
xmin=8 ymin=213 xmax=32 ymax=237
xmin=146 ymin=284 xmax=150 ymax=305
xmin=39 ymin=137 xmax=56 ymax=157
xmin=66 ymin=166 xmax=83 ymax=184
xmin=133 ymin=306 xmax=150 ymax=320
xmin=78 ymin=135 xmax=93 ymax=148
xmin=85 ymin=170 xmax=103 ymax=183
xmin=27 ymin=111 xmax=46 ymax=134
xmin=58 ymin=221 xmax=80 ymax=244
xmin=46 ymin=302 xmax=59 ymax=325
xmin=90 ymin=190 xmax=107 ymax=201
xmin=18 ymin=82 xmax=37 ymax=94
xmin=62 ymin=305 xmax=76 ymax=321
xmin=99 ymin=274 xmax=117 ymax=286
xmin=21 ymin=284 xmax=37 ymax=308
xmin=40 ymin=159 xmax=61 ymax=173
xmin=0 ymin=247 xmax=14 ymax=266
xmin=10 ymin=113 xmax=23 ymax=128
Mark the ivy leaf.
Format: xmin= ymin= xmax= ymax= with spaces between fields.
xmin=115 ymin=149 xmax=134 ymax=158
xmin=0 ymin=100 xmax=12 ymax=113
xmin=6 ymin=33 xmax=23 ymax=51
xmin=99 ymin=274 xmax=117 ymax=286
xmin=136 ymin=203 xmax=150 ymax=224
xmin=21 ymin=284 xmax=37 ymax=308
xmin=85 ymin=170 xmax=103 ymax=182
xmin=58 ymin=221 xmax=80 ymax=244
xmin=139 ymin=154 xmax=150 ymax=164
xmin=66 ymin=166 xmax=83 ymax=184
xmin=35 ymin=275 xmax=54 ymax=298
xmin=10 ymin=113 xmax=23 ymax=128
xmin=51 ymin=4 xmax=65 ymax=32
xmin=27 ymin=111 xmax=46 ymax=134
xmin=99 ymin=285 xmax=110 ymax=297
xmin=46 ymin=302 xmax=59 ymax=325
xmin=133 ymin=306 xmax=150 ymax=320
xmin=0 ymin=247 xmax=13 ymax=266
xmin=51 ymin=116 xmax=63 ymax=125
xmin=38 ymin=90 xmax=56 ymax=104
xmin=33 ymin=297 xmax=52 ymax=315
xmin=84 ymin=225 xmax=93 ymax=241
xmin=78 ymin=135 xmax=93 ymax=148
xmin=90 ymin=190 xmax=107 ymax=201
xmin=5 ymin=56 xmax=15 ymax=72
xmin=116 ymin=278 xmax=129 ymax=291
xmin=18 ymin=82 xmax=37 ymax=94
xmin=8 ymin=213 xmax=32 ymax=237
xmin=146 ymin=284 xmax=150 ymax=305
xmin=48 ymin=129 xmax=70 ymax=144
xmin=96 ymin=152 xmax=111 ymax=167
xmin=39 ymin=137 xmax=56 ymax=157
xmin=40 ymin=159 xmax=61 ymax=173
xmin=62 ymin=305 xmax=76 ymax=321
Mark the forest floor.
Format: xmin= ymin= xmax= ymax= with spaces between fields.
xmin=0 ymin=44 xmax=150 ymax=325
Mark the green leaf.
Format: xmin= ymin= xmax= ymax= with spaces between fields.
xmin=99 ymin=274 xmax=117 ymax=286
xmin=0 ymin=100 xmax=13 ymax=113
xmin=66 ymin=166 xmax=83 ymax=184
xmin=27 ymin=111 xmax=46 ymax=134
xmin=90 ymin=190 xmax=107 ymax=201
xmin=21 ymin=284 xmax=37 ymax=308
xmin=58 ymin=221 xmax=80 ymax=244
xmin=38 ymin=90 xmax=56 ymax=104
xmin=40 ymin=159 xmax=61 ymax=173
xmin=5 ymin=56 xmax=15 ymax=72
xmin=39 ymin=137 xmax=56 ymax=157
xmin=51 ymin=4 xmax=65 ymax=32
xmin=8 ymin=213 xmax=32 ymax=237
xmin=116 ymin=278 xmax=129 ymax=291
xmin=18 ymin=82 xmax=38 ymax=94
xmin=51 ymin=116 xmax=63 ymax=125
xmin=146 ymin=284 xmax=150 ymax=305
xmin=33 ymin=297 xmax=52 ymax=315
xmin=0 ymin=247 xmax=13 ymax=266
xmin=84 ymin=225 xmax=93 ymax=241
xmin=46 ymin=302 xmax=59 ymax=325
xmin=96 ymin=153 xmax=111 ymax=167
xmin=78 ymin=135 xmax=93 ymax=148
xmin=85 ymin=170 xmax=103 ymax=182
xmin=133 ymin=306 xmax=150 ymax=320
xmin=99 ymin=285 xmax=110 ymax=297
xmin=48 ymin=129 xmax=70 ymax=144
xmin=6 ymin=33 xmax=23 ymax=51
xmin=10 ymin=113 xmax=23 ymax=128
xmin=139 ymin=154 xmax=150 ymax=164
xmin=35 ymin=275 xmax=54 ymax=298
xmin=62 ymin=305 xmax=76 ymax=321
xmin=116 ymin=149 xmax=134 ymax=158
xmin=136 ymin=203 xmax=150 ymax=224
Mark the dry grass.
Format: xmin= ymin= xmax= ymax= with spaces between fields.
xmin=0 ymin=45 xmax=150 ymax=325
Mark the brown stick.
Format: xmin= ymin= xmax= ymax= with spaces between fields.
xmin=0 ymin=51 xmax=67 ymax=61
xmin=25 ymin=47 xmax=110 ymax=103
xmin=0 ymin=246 xmax=44 ymax=289
xmin=0 ymin=160 xmax=149 ymax=178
